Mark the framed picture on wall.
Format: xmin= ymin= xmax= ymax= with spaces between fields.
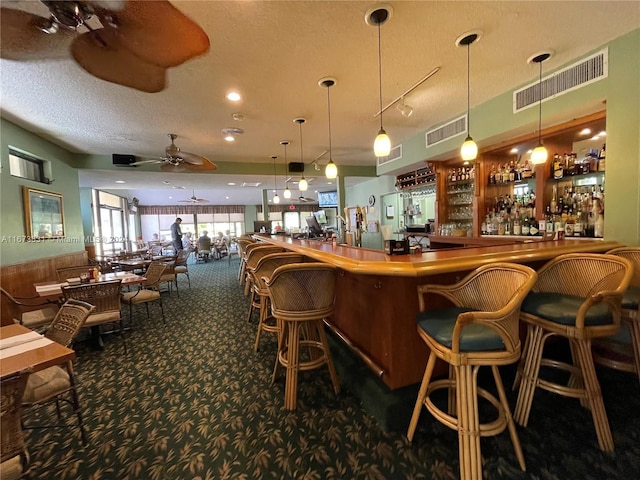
xmin=22 ymin=186 xmax=65 ymax=239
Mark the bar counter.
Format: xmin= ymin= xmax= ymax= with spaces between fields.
xmin=256 ymin=234 xmax=618 ymax=389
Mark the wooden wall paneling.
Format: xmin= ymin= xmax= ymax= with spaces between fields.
xmin=0 ymin=251 xmax=88 ymax=326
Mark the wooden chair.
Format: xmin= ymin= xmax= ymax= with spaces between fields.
xmin=248 ymin=252 xmax=305 ymax=351
xmin=592 ymin=247 xmax=640 ymax=382
xmin=407 ymin=263 xmax=537 ymax=480
xmin=265 ymin=263 xmax=340 ymax=410
xmin=196 ymin=237 xmax=212 ymax=263
xmin=1 ymin=369 xmax=32 ymax=480
xmin=513 ymin=253 xmax=633 ymax=452
xmin=21 ymin=300 xmax=95 ymax=445
xmin=61 ymin=280 xmax=125 ymax=352
xmin=121 ymin=262 xmax=167 ymax=325
xmin=1 ymin=287 xmax=59 ymax=330
xmin=227 ymin=238 xmax=240 ymax=264
xmin=56 ymin=265 xmax=91 ymax=282
xmin=243 ymin=245 xmax=286 ymax=297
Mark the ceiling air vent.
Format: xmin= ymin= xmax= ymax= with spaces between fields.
xmin=377 ymin=144 xmax=402 ymax=167
xmin=425 ymin=115 xmax=467 ymax=148
xmin=513 ymin=48 xmax=608 ymax=113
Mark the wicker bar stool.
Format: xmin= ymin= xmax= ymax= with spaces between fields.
xmin=407 ymin=263 xmax=537 ymax=480
xmin=593 ymin=247 xmax=640 ymax=382
xmin=513 ymin=253 xmax=633 ymax=452
xmin=265 ymin=263 xmax=340 ymax=410
xmin=237 ymin=238 xmax=258 ymax=285
xmin=248 ymin=252 xmax=305 ymax=351
xmin=1 ymin=368 xmax=32 ymax=480
xmin=242 ymin=245 xmax=286 ymax=297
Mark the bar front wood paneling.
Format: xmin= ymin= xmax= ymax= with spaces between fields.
xmin=0 ymin=251 xmax=88 ymax=326
xmin=257 ymin=234 xmax=619 ymax=389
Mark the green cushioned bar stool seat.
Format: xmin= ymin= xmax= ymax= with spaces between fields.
xmin=521 ymin=292 xmax=613 ymax=326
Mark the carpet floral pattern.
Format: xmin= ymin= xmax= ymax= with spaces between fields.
xmin=22 ymin=258 xmax=640 ymax=479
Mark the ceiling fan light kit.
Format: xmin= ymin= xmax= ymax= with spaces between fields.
xmin=528 ymin=51 xmax=553 ymax=165
xmin=367 ymin=4 xmax=392 ymax=158
xmin=129 ymin=133 xmax=216 ymax=172
xmin=456 ymin=30 xmax=482 ymax=162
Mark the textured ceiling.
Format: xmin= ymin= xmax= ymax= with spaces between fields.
xmin=1 ymin=1 xmax=639 ymax=206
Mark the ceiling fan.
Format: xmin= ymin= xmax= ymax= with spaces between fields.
xmin=131 ymin=133 xmax=217 ymax=172
xmin=298 ymin=195 xmax=316 ymax=203
xmin=0 ymin=1 xmax=210 ymax=92
xmin=178 ymin=190 xmax=209 ymax=204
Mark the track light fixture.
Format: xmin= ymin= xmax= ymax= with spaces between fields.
xmin=367 ymin=5 xmax=392 ymax=158
xmin=529 ymin=51 xmax=552 ymax=165
xmin=281 ymin=141 xmax=292 ymax=199
xmin=456 ymin=30 xmax=481 ymax=162
xmin=271 ymin=155 xmax=280 ymax=204
xmin=319 ymin=77 xmax=338 ymax=179
xmin=294 ymin=118 xmax=308 ymax=191
xmin=396 ymin=97 xmax=413 ymax=117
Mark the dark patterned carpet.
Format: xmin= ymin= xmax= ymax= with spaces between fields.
xmin=22 ymin=258 xmax=640 ymax=479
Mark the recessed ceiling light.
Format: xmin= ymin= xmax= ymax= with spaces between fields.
xmin=224 ymin=135 xmax=235 ymax=142
xmin=226 ymin=91 xmax=241 ymax=102
xmin=579 ymin=128 xmax=592 ymax=135
xmin=510 ymin=147 xmax=519 ymax=154
xmin=227 ymin=182 xmax=236 ymax=186
xmin=168 ymin=196 xmax=172 ymax=199
xmin=598 ymin=131 xmax=606 ymax=136
xmin=115 ymin=180 xmax=126 ymax=184
xmin=526 ymin=149 xmax=533 ymax=154
xmin=327 ymin=182 xmax=333 ymax=185
xmin=225 ymin=196 xmax=229 ymax=199
xmin=591 ymin=135 xmax=600 ymax=140
xmin=172 ymin=185 xmax=185 ymax=189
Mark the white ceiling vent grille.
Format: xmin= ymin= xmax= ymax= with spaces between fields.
xmin=514 ymin=48 xmax=608 ymax=113
xmin=376 ymin=144 xmax=402 ymax=167
xmin=425 ymin=115 xmax=467 ymax=148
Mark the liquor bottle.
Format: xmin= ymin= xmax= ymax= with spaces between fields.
xmin=553 ymin=154 xmax=564 ymax=179
xmin=509 ymin=161 xmax=516 ymax=182
xmin=545 ymin=206 xmax=554 ymax=234
xmin=565 ymin=209 xmax=575 ymax=237
xmin=529 ymin=215 xmax=539 ymax=236
xmin=488 ymin=164 xmax=496 ymax=184
xmin=574 ymin=210 xmax=584 ymax=237
xmin=538 ymin=212 xmax=546 ymax=234
xmin=594 ymin=212 xmax=604 ymax=238
xmin=521 ymin=216 xmax=530 ymax=236
xmin=513 ymin=215 xmax=521 ymax=236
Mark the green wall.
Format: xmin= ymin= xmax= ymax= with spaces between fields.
xmin=0 ymin=119 xmax=86 ymax=266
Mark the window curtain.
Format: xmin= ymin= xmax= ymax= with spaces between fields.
xmin=138 ymin=205 xmax=245 ymax=215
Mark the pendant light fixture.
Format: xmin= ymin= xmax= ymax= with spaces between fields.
xmin=271 ymin=155 xmax=280 ymax=204
xmin=294 ymin=118 xmax=308 ymax=191
xmin=367 ymin=5 xmax=392 ymax=158
xmin=529 ymin=51 xmax=552 ymax=165
xmin=456 ymin=30 xmax=481 ymax=162
xmin=319 ymin=77 xmax=338 ymax=179
xmin=281 ymin=141 xmax=292 ymax=199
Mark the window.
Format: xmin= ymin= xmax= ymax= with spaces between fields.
xmin=92 ymin=190 xmax=129 ymax=255
xmin=9 ymin=149 xmax=47 ymax=184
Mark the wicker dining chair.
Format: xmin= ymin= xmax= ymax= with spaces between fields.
xmin=592 ymin=247 xmax=640 ymax=382
xmin=159 ymin=260 xmax=179 ymax=297
xmin=265 ymin=263 xmax=340 ymax=410
xmin=174 ymin=249 xmax=191 ymax=289
xmin=1 ymin=369 xmax=32 ymax=480
xmin=121 ymin=262 xmax=167 ymax=325
xmin=61 ymin=280 xmax=125 ymax=353
xmin=1 ymin=287 xmax=59 ymax=330
xmin=56 ymin=265 xmax=92 ymax=282
xmin=407 ymin=263 xmax=537 ymax=480
xmin=21 ymin=299 xmax=95 ymax=445
xmin=248 ymin=252 xmax=305 ymax=351
xmin=513 ymin=253 xmax=633 ymax=452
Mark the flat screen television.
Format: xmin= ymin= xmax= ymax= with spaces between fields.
xmin=313 ymin=209 xmax=327 ymax=225
xmin=305 ymin=215 xmax=323 ymax=237
xmin=253 ymin=220 xmax=272 ymax=233
xmin=317 ymin=191 xmax=338 ymax=207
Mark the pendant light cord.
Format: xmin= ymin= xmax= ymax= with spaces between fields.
xmin=377 ymin=22 xmax=383 ymax=130
xmin=272 ymin=156 xmax=277 ymax=191
xmin=326 ymin=85 xmax=333 ymax=159
xmin=283 ymin=144 xmax=288 ymax=190
xmin=299 ymin=122 xmax=304 ymax=164
xmin=466 ymin=43 xmax=471 ymax=134
xmin=538 ymin=61 xmax=543 ymax=142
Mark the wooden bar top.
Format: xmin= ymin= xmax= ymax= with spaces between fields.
xmin=256 ymin=234 xmax=618 ymax=277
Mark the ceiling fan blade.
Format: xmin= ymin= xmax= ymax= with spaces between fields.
xmin=70 ymin=27 xmax=166 ymax=92
xmin=182 ymin=160 xmax=217 ymax=172
xmin=177 ymin=151 xmax=206 ymax=165
xmin=0 ymin=8 xmax=74 ymax=60
xmin=129 ymin=158 xmax=164 ymax=166
xmin=112 ymin=0 xmax=210 ymax=68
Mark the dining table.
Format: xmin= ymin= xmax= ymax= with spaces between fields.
xmin=34 ymin=271 xmax=147 ymax=298
xmin=0 ymin=324 xmax=75 ymax=378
